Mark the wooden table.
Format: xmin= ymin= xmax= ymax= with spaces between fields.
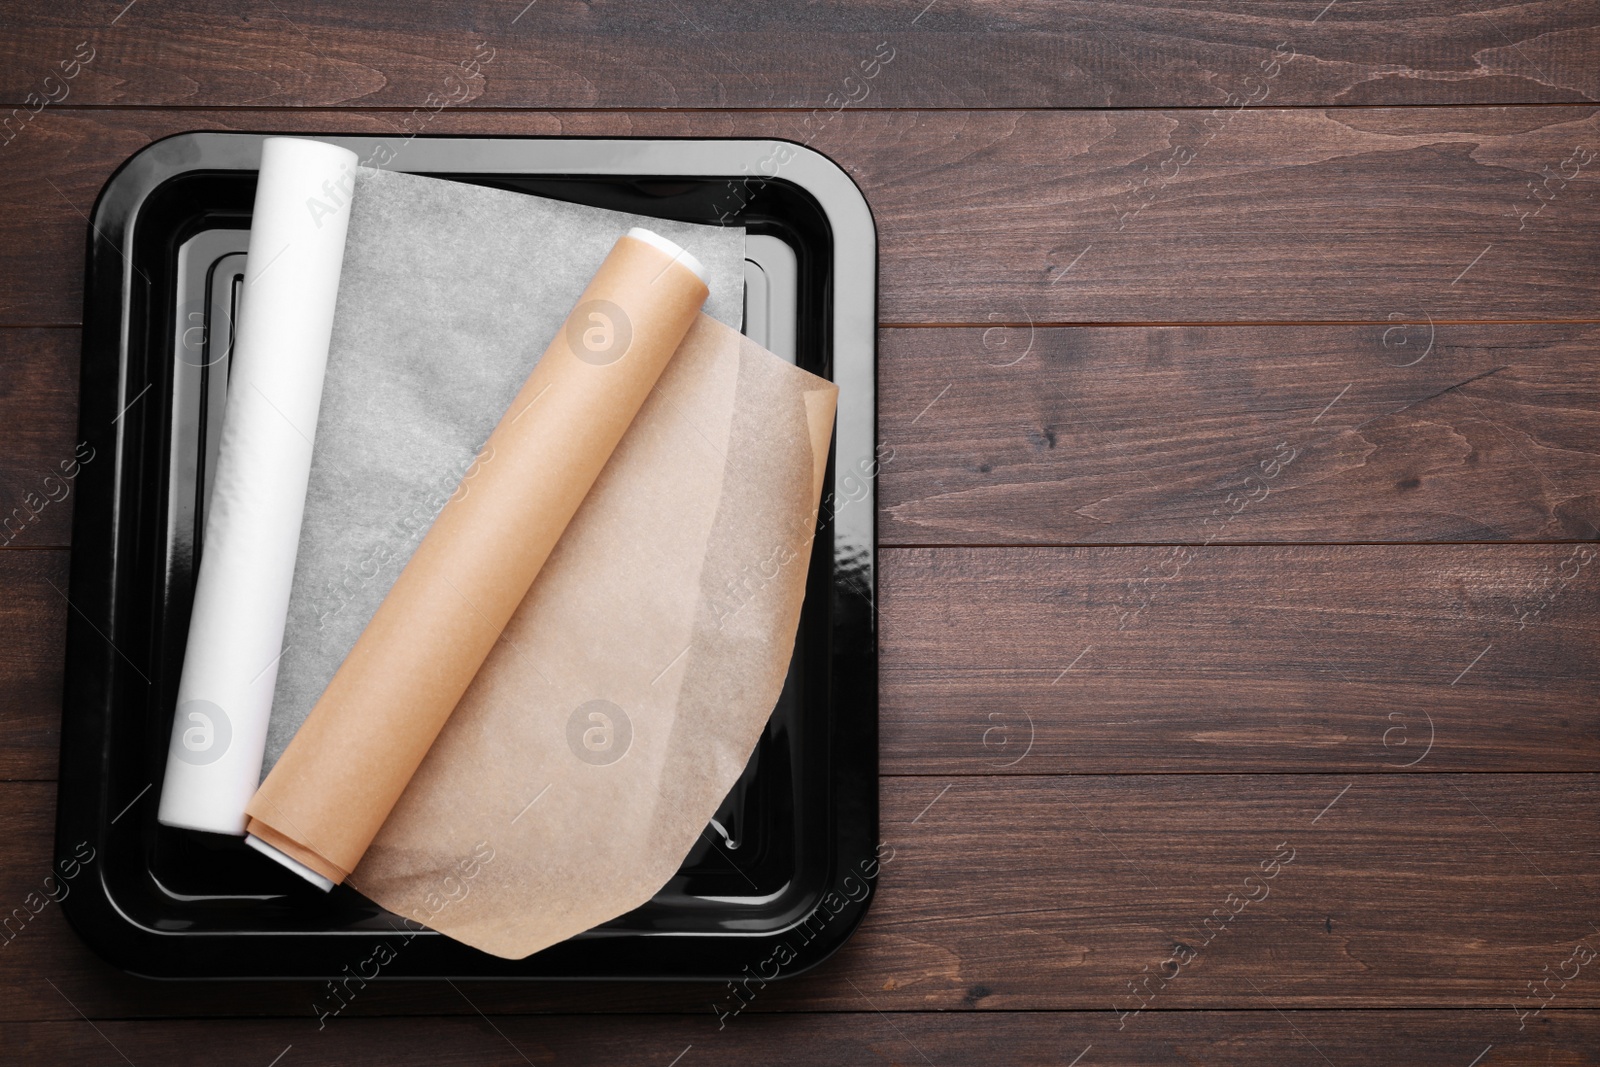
xmin=3 ymin=2 xmax=1599 ymax=1063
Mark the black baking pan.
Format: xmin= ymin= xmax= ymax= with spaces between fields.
xmin=55 ymin=133 xmax=878 ymax=980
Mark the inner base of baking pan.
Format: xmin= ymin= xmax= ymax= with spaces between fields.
xmin=151 ymin=220 xmax=803 ymax=920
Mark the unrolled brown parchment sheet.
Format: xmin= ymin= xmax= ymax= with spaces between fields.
xmin=245 ymin=233 xmax=709 ymax=884
xmin=347 ymin=312 xmax=836 ymax=959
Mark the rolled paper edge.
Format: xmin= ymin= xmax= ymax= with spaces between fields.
xmin=626 ymin=226 xmax=709 ymax=285
xmin=158 ymin=804 xmax=250 ymax=837
xmin=245 ymin=816 xmax=348 ymax=887
xmin=245 ymin=832 xmax=336 ymax=892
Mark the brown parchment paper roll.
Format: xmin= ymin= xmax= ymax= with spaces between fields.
xmin=245 ymin=232 xmax=709 ymax=884
xmin=347 ymin=313 xmax=836 ymax=958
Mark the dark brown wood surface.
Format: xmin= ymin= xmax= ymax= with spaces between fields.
xmin=881 ymin=324 xmax=1600 ymax=545
xmin=5 ymin=107 xmax=1600 ymax=326
xmin=4 ymin=0 xmax=1598 ymax=108
xmin=2 ymin=0 xmax=1598 ymax=1063
xmin=5 ymin=775 xmax=1600 ymax=1015
xmin=5 ymin=1013 xmax=1599 ymax=1067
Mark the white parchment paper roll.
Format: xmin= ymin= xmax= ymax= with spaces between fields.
xmin=158 ymin=136 xmax=358 ymax=835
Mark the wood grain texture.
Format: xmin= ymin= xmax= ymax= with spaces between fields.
xmin=2 ymin=2 xmax=1598 ymax=1058
xmin=880 ymin=323 xmax=1600 ymax=545
xmin=0 ymin=329 xmax=80 ymax=549
xmin=5 ymin=776 xmax=1600 ymax=1018
xmin=4 ymin=1012 xmax=1599 ymax=1067
xmin=2 ymin=0 xmax=1597 ymax=109
xmin=13 ymin=323 xmax=1600 ymax=551
xmin=0 ymin=551 xmax=67 ymax=781
xmin=4 ymin=544 xmax=1596 ymax=781
xmin=2 ymin=106 xmax=1598 ymax=326
xmin=882 ymin=544 xmax=1600 ymax=773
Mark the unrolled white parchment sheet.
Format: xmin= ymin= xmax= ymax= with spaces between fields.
xmin=263 ymin=167 xmax=746 ymax=772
